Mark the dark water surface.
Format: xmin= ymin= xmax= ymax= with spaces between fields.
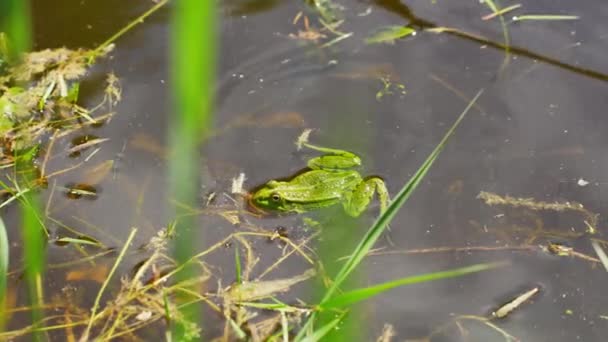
xmin=4 ymin=0 xmax=608 ymax=340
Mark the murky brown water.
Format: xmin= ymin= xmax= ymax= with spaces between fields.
xmin=3 ymin=0 xmax=608 ymax=340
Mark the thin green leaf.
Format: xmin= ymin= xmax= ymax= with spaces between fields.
xmin=322 ymin=89 xmax=484 ymax=303
xmin=0 ymin=0 xmax=32 ymax=62
xmin=0 ymin=32 xmax=9 ymax=65
xmin=237 ymin=301 xmax=287 ymax=310
xmin=38 ymin=79 xmax=55 ymax=110
xmin=310 ymin=0 xmax=341 ymax=24
xmin=169 ymin=0 xmax=216 ymax=338
xmin=295 ymin=90 xmax=484 ymax=342
xmin=163 ymin=289 xmax=171 ymax=322
xmin=300 ymin=314 xmax=344 ymax=342
xmin=228 ymin=317 xmax=247 ymax=339
xmin=0 ymin=183 xmax=32 ymax=209
xmin=234 ymin=247 xmax=242 ymax=284
xmin=481 ymin=0 xmax=510 ymax=68
xmin=281 ymin=310 xmax=289 ymax=342
xmin=365 ymin=26 xmax=415 ymax=44
xmin=321 ymin=262 xmax=506 ymax=309
xmin=237 ymin=300 xmax=305 ymax=313
xmin=65 ymin=82 xmax=80 ymax=103
xmin=163 ymin=289 xmax=173 ymax=341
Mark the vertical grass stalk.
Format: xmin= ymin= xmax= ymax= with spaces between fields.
xmin=169 ymin=0 xmax=216 ymax=339
xmin=19 ymin=194 xmax=45 ymax=340
xmin=295 ymin=90 xmax=484 ymax=340
xmin=0 ymin=0 xmax=31 ymax=62
xmin=0 ymin=1 xmax=43 ymax=339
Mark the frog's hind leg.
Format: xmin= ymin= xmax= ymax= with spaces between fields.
xmin=343 ymin=177 xmax=390 ymax=217
xmin=302 ymin=143 xmax=362 ymax=170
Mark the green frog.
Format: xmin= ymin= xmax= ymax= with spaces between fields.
xmin=250 ymin=139 xmax=389 ymax=217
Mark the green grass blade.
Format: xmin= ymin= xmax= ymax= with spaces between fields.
xmin=482 ymin=0 xmax=510 ymax=68
xmin=20 ymin=194 xmax=45 ymax=341
xmin=0 ymin=0 xmax=31 ymax=62
xmin=0 ymin=215 xmax=8 ymax=330
xmin=295 ymin=90 xmax=484 ymax=341
xmin=235 ymin=247 xmax=242 ymax=284
xmin=281 ymin=310 xmax=289 ymax=342
xmin=321 ymin=89 xmax=484 ymax=303
xmin=300 ymin=314 xmax=344 ymax=342
xmin=3 ymin=3 xmax=41 ymax=337
xmin=321 ymin=262 xmax=505 ymax=309
xmin=310 ymin=0 xmax=341 ymax=24
xmin=170 ymin=0 xmax=216 ymax=339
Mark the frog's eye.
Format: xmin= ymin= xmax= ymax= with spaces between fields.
xmin=271 ymin=193 xmax=281 ymax=202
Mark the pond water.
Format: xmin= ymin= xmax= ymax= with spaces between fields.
xmin=3 ymin=0 xmax=608 ymax=340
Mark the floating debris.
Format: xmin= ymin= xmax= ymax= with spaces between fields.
xmin=0 ymin=36 xmax=119 ymax=197
xmin=512 ymin=14 xmax=580 ymax=22
xmin=493 ymin=286 xmax=540 ymax=319
xmin=289 ymin=13 xmax=327 ymax=43
xmin=135 ymin=311 xmax=153 ymax=322
xmin=307 ymin=0 xmax=343 ymax=24
xmin=365 ymin=26 xmax=416 ymax=45
xmin=591 ymin=240 xmax=608 ymax=272
xmin=53 ymin=235 xmax=104 ymax=248
xmin=67 ymin=135 xmax=109 ymax=157
xmin=64 ymin=183 xmax=99 ymax=200
xmin=226 ymin=268 xmax=315 ymax=302
xmin=482 ymin=4 xmax=522 ymax=21
xmin=376 ymin=323 xmax=396 ymax=342
xmin=376 ymin=76 xmax=406 ymax=101
xmin=478 ymin=191 xmax=599 ymax=233
xmin=295 ymin=128 xmax=313 ymax=150
xmin=357 ymin=7 xmax=373 ymax=17
xmin=231 ymin=172 xmax=247 ymax=195
xmin=546 ymin=242 xmax=573 ymax=257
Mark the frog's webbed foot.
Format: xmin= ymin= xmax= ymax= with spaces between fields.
xmin=351 ymin=177 xmax=394 ymax=246
xmin=343 ymin=177 xmax=390 ymax=217
xmin=368 ymin=177 xmax=390 ymax=215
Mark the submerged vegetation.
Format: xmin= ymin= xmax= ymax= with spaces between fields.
xmin=1 ymin=0 xmax=607 ymax=341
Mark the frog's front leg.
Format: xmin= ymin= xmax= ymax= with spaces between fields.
xmin=302 ymin=142 xmax=362 ymax=170
xmin=343 ymin=177 xmax=390 ymax=217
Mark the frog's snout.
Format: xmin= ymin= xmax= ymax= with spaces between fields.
xmin=247 ymin=192 xmax=269 ymax=215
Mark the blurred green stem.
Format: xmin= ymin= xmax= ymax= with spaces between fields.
xmin=169 ymin=0 xmax=216 ymax=339
xmin=0 ymin=0 xmax=31 ymax=62
xmin=1 ymin=1 xmax=45 ymax=340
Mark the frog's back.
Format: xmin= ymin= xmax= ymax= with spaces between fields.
xmin=281 ymin=170 xmax=361 ymax=203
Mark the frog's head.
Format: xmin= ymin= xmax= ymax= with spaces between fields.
xmin=249 ymin=181 xmax=290 ymax=214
